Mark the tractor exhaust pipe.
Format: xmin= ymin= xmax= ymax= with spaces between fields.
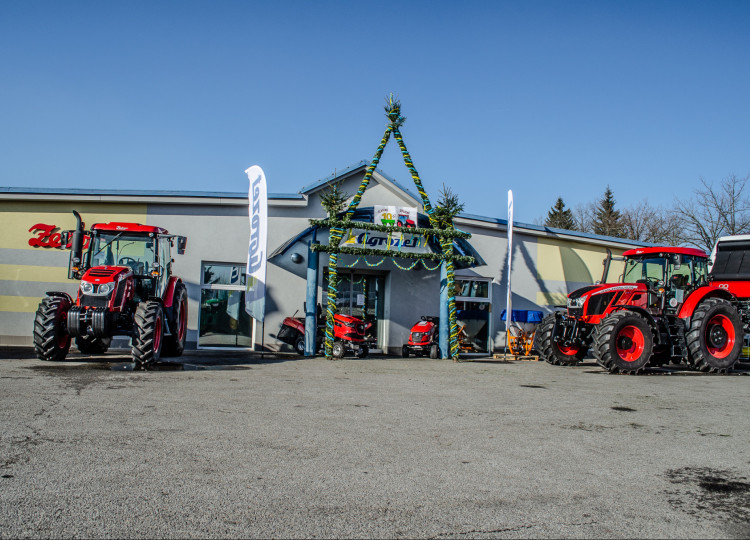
xmin=68 ymin=210 xmax=85 ymax=279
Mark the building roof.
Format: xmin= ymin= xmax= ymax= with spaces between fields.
xmin=1 ymin=161 xmax=647 ymax=249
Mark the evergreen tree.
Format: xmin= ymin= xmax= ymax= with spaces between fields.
xmin=545 ymin=197 xmax=576 ymax=230
xmin=592 ymin=186 xmax=625 ymax=237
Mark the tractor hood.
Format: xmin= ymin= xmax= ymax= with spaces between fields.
xmin=81 ymin=266 xmax=132 ymax=285
xmin=567 ymin=282 xmax=645 ymax=313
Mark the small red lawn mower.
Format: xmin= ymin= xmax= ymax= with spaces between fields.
xmin=278 ymin=307 xmax=371 ymax=358
xmin=402 ymin=316 xmax=440 ymax=358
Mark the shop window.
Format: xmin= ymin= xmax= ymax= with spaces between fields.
xmin=199 ymin=262 xmax=253 ymax=348
xmin=455 ymin=278 xmax=491 ymax=354
xmin=322 ymin=270 xmax=385 ymax=348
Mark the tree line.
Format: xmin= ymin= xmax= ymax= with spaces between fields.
xmin=543 ymin=174 xmax=750 ymax=254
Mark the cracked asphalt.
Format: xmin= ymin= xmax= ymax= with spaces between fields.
xmin=1 ymin=347 xmax=750 ymax=539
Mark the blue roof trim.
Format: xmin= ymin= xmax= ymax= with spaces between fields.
xmin=0 ymin=186 xmax=301 ymax=200
xmin=457 ymin=212 xmax=652 ymax=246
xmin=298 ymin=161 xmax=370 ymax=193
xmin=297 ymin=160 xmax=421 ymax=203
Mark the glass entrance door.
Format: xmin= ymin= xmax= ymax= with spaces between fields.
xmin=455 ymin=278 xmax=492 ymax=354
xmin=199 ymin=262 xmax=253 ymax=348
xmin=322 ymin=270 xmax=385 ymax=347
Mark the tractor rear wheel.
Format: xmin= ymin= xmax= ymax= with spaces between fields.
xmin=356 ymin=345 xmax=368 ymax=358
xmin=75 ymin=335 xmax=111 ymax=355
xmin=162 ymin=283 xmax=187 ymax=358
xmin=686 ymin=298 xmax=742 ymax=373
xmin=594 ymin=311 xmax=653 ymax=374
xmin=33 ymin=296 xmax=72 ymax=362
xmin=537 ymin=313 xmax=588 ymax=365
xmin=132 ymin=301 xmax=164 ymax=369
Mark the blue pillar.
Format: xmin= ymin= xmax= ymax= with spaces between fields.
xmin=305 ymin=234 xmax=319 ymax=357
xmin=439 ymin=261 xmax=449 ymax=359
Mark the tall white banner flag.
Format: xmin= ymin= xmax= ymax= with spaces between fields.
xmin=505 ymin=190 xmax=514 ymax=335
xmin=245 ymin=165 xmax=267 ymax=322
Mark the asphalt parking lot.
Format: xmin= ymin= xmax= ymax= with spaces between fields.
xmin=1 ymin=347 xmax=749 ymax=539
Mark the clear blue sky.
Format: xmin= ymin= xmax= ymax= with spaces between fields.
xmin=2 ymin=0 xmax=748 ymax=224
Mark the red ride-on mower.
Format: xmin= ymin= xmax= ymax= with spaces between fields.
xmin=277 ymin=307 xmax=371 ymax=358
xmin=402 ymin=316 xmax=440 ymax=358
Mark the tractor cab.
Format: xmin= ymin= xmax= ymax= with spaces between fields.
xmin=601 ymin=247 xmax=709 ymax=313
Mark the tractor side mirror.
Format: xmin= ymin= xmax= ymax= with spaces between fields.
xmin=59 ymin=231 xmax=71 ymax=249
xmin=177 ymin=236 xmax=187 ymax=255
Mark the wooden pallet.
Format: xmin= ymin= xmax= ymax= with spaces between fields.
xmin=491 ymin=353 xmax=539 ymax=362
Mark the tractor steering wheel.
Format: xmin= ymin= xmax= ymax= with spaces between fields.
xmin=638 ymin=277 xmax=660 ymax=289
xmin=118 ymin=257 xmax=138 ymax=270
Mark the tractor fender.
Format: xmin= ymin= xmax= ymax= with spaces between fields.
xmin=45 ymin=291 xmax=73 ymax=303
xmin=162 ymin=277 xmax=181 ymax=308
xmin=610 ymin=305 xmax=659 ymax=332
xmin=677 ymin=286 xmax=735 ymax=321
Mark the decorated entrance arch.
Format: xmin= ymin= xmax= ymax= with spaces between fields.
xmin=310 ymin=96 xmax=476 ymax=359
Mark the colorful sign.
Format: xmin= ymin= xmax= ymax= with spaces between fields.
xmin=341 ymin=205 xmax=427 ymax=252
xmin=245 ymin=165 xmax=267 ymax=322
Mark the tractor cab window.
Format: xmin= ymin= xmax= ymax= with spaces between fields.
xmin=89 ymin=232 xmax=156 ymax=276
xmin=621 ymin=257 xmax=666 ymax=285
xmin=665 ymin=255 xmax=708 ymax=290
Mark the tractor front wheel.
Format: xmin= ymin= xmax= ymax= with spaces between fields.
xmin=537 ymin=313 xmax=588 ymax=365
xmin=686 ymin=298 xmax=742 ymax=373
xmin=429 ymin=343 xmax=440 ymax=359
xmin=331 ymin=341 xmax=345 ymax=359
xmin=594 ymin=311 xmax=653 ymax=374
xmin=132 ymin=301 xmax=164 ymax=369
xmin=402 ymin=345 xmax=410 ymax=358
xmin=294 ymin=335 xmax=306 ymax=355
xmin=33 ymin=296 xmax=72 ymax=362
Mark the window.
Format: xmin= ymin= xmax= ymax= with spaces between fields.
xmin=199 ymin=262 xmax=253 ymax=348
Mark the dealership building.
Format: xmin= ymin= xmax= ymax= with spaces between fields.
xmin=0 ymin=161 xmax=643 ymax=355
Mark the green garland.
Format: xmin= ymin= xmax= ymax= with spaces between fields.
xmin=309 ymin=219 xmax=471 ymax=240
xmin=311 ymin=243 xmax=475 ymax=265
xmin=320 ymin=95 xmax=467 ymax=360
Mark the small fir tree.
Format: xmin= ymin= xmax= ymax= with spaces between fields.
xmin=592 ymin=186 xmax=625 ymax=238
xmin=545 ymin=197 xmax=576 ymax=230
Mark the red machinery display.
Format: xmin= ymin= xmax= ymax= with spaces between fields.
xmin=402 ymin=316 xmax=440 ymax=358
xmin=278 ymin=306 xmax=371 ymax=358
xmin=537 ymin=246 xmax=748 ymax=374
xmin=33 ymin=211 xmax=188 ymax=369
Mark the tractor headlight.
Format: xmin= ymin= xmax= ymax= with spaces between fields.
xmin=567 ymin=296 xmax=586 ymax=308
xmin=97 ymin=282 xmax=115 ymax=296
xmin=80 ymin=281 xmax=114 ymax=296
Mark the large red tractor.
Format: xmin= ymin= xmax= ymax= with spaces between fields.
xmin=537 ymin=246 xmax=748 ymax=374
xmin=33 ymin=211 xmax=188 ymax=369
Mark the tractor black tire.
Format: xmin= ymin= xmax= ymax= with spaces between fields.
xmin=429 ymin=343 xmax=440 ymax=359
xmin=356 ymin=345 xmax=368 ymax=358
xmin=294 ymin=335 xmax=306 ymax=355
xmin=162 ymin=283 xmax=187 ymax=358
xmin=537 ymin=313 xmax=588 ymax=366
xmin=331 ymin=341 xmax=345 ymax=359
xmin=132 ymin=301 xmax=164 ymax=369
xmin=594 ymin=311 xmax=653 ymax=374
xmin=686 ymin=298 xmax=743 ymax=374
xmin=402 ymin=345 xmax=410 ymax=358
xmin=33 ymin=296 xmax=72 ymax=362
xmin=75 ymin=335 xmax=111 ymax=355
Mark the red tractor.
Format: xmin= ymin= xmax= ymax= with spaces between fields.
xmin=33 ymin=211 xmax=188 ymax=369
xmin=537 ymin=246 xmax=747 ymax=374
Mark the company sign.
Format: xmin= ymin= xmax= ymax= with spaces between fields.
xmin=28 ymin=223 xmax=90 ymax=249
xmin=342 ymin=206 xmax=428 ymax=253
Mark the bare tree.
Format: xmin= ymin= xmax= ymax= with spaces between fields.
xmin=572 ymin=201 xmax=595 ymax=233
xmin=621 ymin=199 xmax=682 ymax=244
xmin=672 ymin=174 xmax=750 ymax=253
